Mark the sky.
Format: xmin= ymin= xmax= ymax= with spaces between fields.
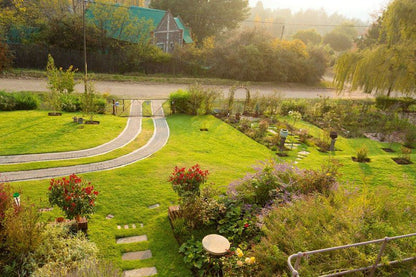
xmin=249 ymin=0 xmax=391 ymax=22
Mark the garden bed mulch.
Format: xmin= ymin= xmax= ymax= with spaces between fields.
xmin=351 ymin=157 xmax=371 ymax=163
xmin=392 ymin=158 xmax=413 ymax=165
xmin=382 ymin=148 xmax=395 ymax=153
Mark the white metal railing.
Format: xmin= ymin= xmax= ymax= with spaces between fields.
xmin=288 ymin=233 xmax=416 ymax=277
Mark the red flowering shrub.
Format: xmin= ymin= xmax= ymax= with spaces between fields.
xmin=168 ymin=164 xmax=209 ymax=197
xmin=0 ymin=182 xmax=12 ymax=221
xmin=48 ymin=174 xmax=98 ymax=220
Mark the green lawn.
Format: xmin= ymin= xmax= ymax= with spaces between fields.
xmin=9 ymin=114 xmax=273 ymax=276
xmin=5 ymin=112 xmax=416 ymax=275
xmin=0 ymin=110 xmax=127 ymax=155
xmin=276 ymin=118 xmax=416 ymax=189
xmin=0 ymin=118 xmax=154 ymax=172
xmin=142 ymin=101 xmax=152 ymax=117
xmin=4 ymin=68 xmax=332 ymax=88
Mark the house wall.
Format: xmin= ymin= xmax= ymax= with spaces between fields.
xmin=154 ymin=12 xmax=183 ymax=53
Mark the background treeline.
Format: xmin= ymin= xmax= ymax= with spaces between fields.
xmin=1 ymin=0 xmax=351 ymax=83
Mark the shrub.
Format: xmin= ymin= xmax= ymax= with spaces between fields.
xmin=60 ymin=94 xmax=81 ymax=112
xmin=400 ymin=146 xmax=412 ymax=161
xmin=168 ymin=164 xmax=209 ymax=198
xmin=280 ymin=100 xmax=307 ymax=116
xmin=169 ymin=89 xmax=190 ymax=114
xmin=404 ymin=127 xmax=416 ymax=148
xmin=0 ymin=91 xmax=39 ymax=111
xmin=356 ymin=145 xmax=369 ymax=162
xmin=375 ymin=96 xmax=416 ymax=112
xmin=253 ymin=187 xmax=416 ymax=276
xmin=0 ymin=184 xmax=44 ymax=276
xmin=0 ymin=41 xmax=12 ymax=72
xmin=179 ymin=238 xmax=214 ymax=276
xmin=94 ymin=97 xmax=106 ymax=114
xmin=217 ymin=203 xmax=261 ymax=244
xmin=48 ymin=174 xmax=99 ymax=220
xmin=228 ymin=160 xmax=339 ymax=207
xmin=31 ymin=225 xmax=99 ymax=276
xmin=221 ymin=246 xmax=258 ymax=277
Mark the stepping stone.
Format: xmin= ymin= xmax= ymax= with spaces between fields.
xmin=116 ymin=235 xmax=148 ymax=244
xmin=132 ymin=224 xmax=136 ymax=229
xmin=117 ymin=225 xmax=121 ymax=230
xmin=106 ymin=214 xmax=114 ymax=219
xmin=296 ymin=158 xmax=302 ymax=160
xmin=122 ymin=250 xmax=152 ymax=261
xmin=298 ymin=151 xmax=310 ymax=155
xmin=38 ymin=207 xmax=53 ymax=212
xmin=124 ymin=225 xmax=129 ymax=229
xmin=294 ymin=161 xmax=299 ymax=164
xmin=140 ymin=223 xmax=144 ymax=228
xmin=148 ymin=203 xmax=160 ymax=209
xmin=123 ymin=267 xmax=157 ymax=277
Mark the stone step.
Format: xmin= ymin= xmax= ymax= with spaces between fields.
xmin=148 ymin=203 xmax=160 ymax=209
xmin=117 ymin=223 xmax=144 ymax=230
xmin=123 ymin=267 xmax=157 ymax=277
xmin=122 ymin=250 xmax=152 ymax=261
xmin=116 ymin=235 xmax=147 ymax=244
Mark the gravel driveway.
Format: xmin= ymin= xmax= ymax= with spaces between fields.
xmin=0 ymin=78 xmax=372 ymax=99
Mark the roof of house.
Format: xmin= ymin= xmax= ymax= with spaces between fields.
xmin=87 ymin=4 xmax=192 ymax=44
xmin=174 ymin=17 xmax=193 ymax=44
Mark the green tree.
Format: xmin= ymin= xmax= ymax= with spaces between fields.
xmin=323 ymin=31 xmax=353 ymax=51
xmin=150 ymin=0 xmax=250 ymax=42
xmin=334 ymin=0 xmax=416 ymax=96
xmin=292 ymin=29 xmax=321 ymax=45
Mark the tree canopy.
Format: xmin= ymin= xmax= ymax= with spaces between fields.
xmin=150 ymin=0 xmax=250 ymax=42
xmin=334 ymin=0 xmax=416 ymax=96
xmin=292 ymin=29 xmax=321 ymax=45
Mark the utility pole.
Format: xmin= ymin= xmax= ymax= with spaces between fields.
xmin=83 ymin=0 xmax=88 ymax=95
xmin=280 ymin=24 xmax=285 ymax=40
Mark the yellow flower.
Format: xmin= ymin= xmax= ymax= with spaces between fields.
xmin=326 ymin=173 xmax=331 ymax=176
xmin=250 ymin=257 xmax=256 ymax=264
xmin=236 ymin=248 xmax=244 ymax=258
xmin=245 ymin=257 xmax=256 ymax=265
xmin=236 ymin=260 xmax=243 ymax=267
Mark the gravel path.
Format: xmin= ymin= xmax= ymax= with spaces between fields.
xmin=0 ymin=100 xmax=142 ymax=164
xmin=0 ymin=78 xmax=372 ymax=99
xmin=1 ymin=100 xmax=169 ymax=182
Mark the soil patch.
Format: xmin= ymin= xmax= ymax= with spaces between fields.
xmin=382 ymin=148 xmax=395 ymax=153
xmin=352 ymin=157 xmax=371 ymax=163
xmin=392 ymin=158 xmax=413 ymax=165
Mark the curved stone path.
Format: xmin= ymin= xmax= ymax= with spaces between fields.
xmin=1 ymin=100 xmax=169 ymax=182
xmin=0 ymin=100 xmax=143 ymax=164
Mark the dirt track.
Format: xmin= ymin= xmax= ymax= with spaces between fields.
xmin=0 ymin=78 xmax=372 ymax=99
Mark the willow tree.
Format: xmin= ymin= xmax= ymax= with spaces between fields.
xmin=334 ymin=0 xmax=416 ymax=96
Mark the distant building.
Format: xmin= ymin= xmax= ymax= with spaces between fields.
xmin=87 ymin=5 xmax=193 ymax=53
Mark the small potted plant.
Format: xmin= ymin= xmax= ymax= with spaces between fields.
xmin=48 ymin=174 xmax=98 ymax=232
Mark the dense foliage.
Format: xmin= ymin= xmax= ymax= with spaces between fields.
xmin=172 ymin=29 xmax=328 ymax=83
xmin=172 ymin=160 xmax=340 ymax=276
xmin=0 ymin=91 xmax=39 ymax=111
xmin=169 ymin=85 xmax=219 ymax=115
xmin=0 ymin=182 xmax=102 ymax=277
xmin=150 ymin=0 xmax=249 ymax=42
xmin=335 ymin=0 xmax=416 ymax=95
xmin=254 ymin=185 xmax=416 ymax=275
xmin=48 ymin=174 xmax=99 ymax=220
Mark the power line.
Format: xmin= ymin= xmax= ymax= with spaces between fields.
xmin=243 ymin=20 xmax=369 ymax=28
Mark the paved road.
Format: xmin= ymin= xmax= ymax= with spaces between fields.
xmin=1 ymin=100 xmax=169 ymax=182
xmin=0 ymin=100 xmax=143 ymax=164
xmin=0 ymin=78 xmax=372 ymax=99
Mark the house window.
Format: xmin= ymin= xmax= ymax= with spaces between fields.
xmin=156 ymin=43 xmax=164 ymax=51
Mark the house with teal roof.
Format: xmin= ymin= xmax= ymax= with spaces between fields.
xmin=87 ymin=4 xmax=193 ymax=53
